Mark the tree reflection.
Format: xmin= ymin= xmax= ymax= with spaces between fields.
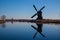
xmin=2 ymin=23 xmax=6 ymax=28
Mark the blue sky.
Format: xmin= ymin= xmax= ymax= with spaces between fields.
xmin=0 ymin=0 xmax=60 ymax=19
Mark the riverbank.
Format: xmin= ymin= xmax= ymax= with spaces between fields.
xmin=0 ymin=19 xmax=60 ymax=24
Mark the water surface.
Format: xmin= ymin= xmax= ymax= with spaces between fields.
xmin=0 ymin=22 xmax=60 ymax=40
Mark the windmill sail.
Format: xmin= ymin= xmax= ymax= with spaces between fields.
xmin=31 ymin=5 xmax=45 ymax=18
xmin=39 ymin=6 xmax=45 ymax=12
xmin=33 ymin=4 xmax=37 ymax=12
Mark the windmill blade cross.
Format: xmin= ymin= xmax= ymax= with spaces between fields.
xmin=31 ymin=5 xmax=45 ymax=18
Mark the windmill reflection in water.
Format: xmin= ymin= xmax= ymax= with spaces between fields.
xmin=31 ymin=23 xmax=45 ymax=39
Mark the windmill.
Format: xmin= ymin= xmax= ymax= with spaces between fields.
xmin=31 ymin=4 xmax=45 ymax=20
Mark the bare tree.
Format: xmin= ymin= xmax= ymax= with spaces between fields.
xmin=1 ymin=15 xmax=6 ymax=20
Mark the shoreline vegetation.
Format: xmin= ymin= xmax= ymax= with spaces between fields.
xmin=0 ymin=19 xmax=60 ymax=24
